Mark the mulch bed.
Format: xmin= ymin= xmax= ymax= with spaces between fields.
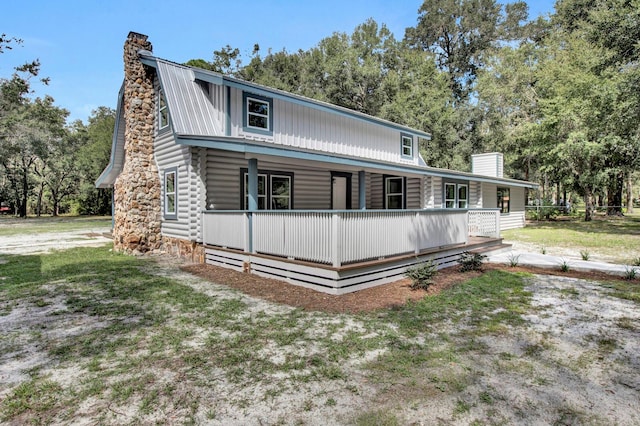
xmin=180 ymin=262 xmax=634 ymax=314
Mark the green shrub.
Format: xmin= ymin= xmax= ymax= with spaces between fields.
xmin=560 ymin=259 xmax=570 ymax=272
xmin=459 ymin=252 xmax=486 ymax=272
xmin=580 ymin=250 xmax=590 ymax=261
xmin=526 ymin=200 xmax=560 ymax=221
xmin=406 ymin=260 xmax=438 ymax=290
xmin=507 ymin=253 xmax=520 ymax=267
xmin=632 ymin=257 xmax=640 ymax=267
xmin=624 ymin=267 xmax=637 ymax=281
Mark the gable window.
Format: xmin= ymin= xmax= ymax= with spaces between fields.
xmin=384 ymin=176 xmax=405 ymax=209
xmin=242 ymin=169 xmax=293 ymax=210
xmin=164 ymin=168 xmax=177 ymax=220
xmin=159 ymin=90 xmax=169 ymax=130
xmin=401 ymin=134 xmax=413 ymax=158
xmin=497 ymin=187 xmax=510 ymax=214
xmin=243 ymin=92 xmax=273 ymax=135
xmin=444 ymin=182 xmax=468 ymax=209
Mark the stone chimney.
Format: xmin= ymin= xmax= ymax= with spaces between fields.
xmin=112 ymin=32 xmax=162 ymax=254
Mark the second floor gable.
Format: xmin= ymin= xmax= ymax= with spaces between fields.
xmin=147 ymin=55 xmax=430 ymax=167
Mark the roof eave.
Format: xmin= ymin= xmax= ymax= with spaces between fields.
xmin=175 ymin=134 xmax=537 ymax=188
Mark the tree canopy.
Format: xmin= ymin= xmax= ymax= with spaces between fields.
xmin=2 ymin=0 xmax=638 ymax=219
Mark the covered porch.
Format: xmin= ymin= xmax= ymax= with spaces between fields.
xmin=201 ymin=209 xmax=504 ymax=293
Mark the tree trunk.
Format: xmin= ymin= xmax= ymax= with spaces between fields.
xmin=35 ymin=182 xmax=45 ymax=217
xmin=627 ymin=174 xmax=634 ymax=214
xmin=584 ymin=191 xmax=593 ymax=222
xmin=20 ymin=166 xmax=28 ymax=218
xmin=556 ymin=182 xmax=561 ymax=206
xmin=607 ymin=171 xmax=624 ymax=216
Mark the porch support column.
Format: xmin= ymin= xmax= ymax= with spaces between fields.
xmin=247 ymin=158 xmax=258 ymax=253
xmin=358 ymin=170 xmax=366 ymax=210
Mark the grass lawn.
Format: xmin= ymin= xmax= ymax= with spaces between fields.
xmin=0 ymin=215 xmax=112 ymax=237
xmin=1 ymin=218 xmax=639 ymax=424
xmin=2 ymin=246 xmax=639 ymax=424
xmin=503 ymin=212 xmax=640 ymax=264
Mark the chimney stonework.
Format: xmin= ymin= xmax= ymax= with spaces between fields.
xmin=112 ymin=32 xmax=162 ymax=254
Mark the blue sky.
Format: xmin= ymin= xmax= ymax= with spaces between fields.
xmin=1 ymin=0 xmax=555 ymax=124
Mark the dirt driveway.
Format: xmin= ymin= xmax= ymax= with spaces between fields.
xmin=1 ymin=226 xmax=639 ymax=424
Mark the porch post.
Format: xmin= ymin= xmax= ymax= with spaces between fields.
xmin=358 ymin=170 xmax=366 ymax=210
xmin=332 ymin=212 xmax=342 ymax=268
xmin=247 ymin=158 xmax=258 ymax=252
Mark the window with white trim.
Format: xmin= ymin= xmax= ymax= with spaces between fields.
xmin=243 ymin=173 xmax=267 ymax=210
xmin=458 ymin=184 xmax=468 ymax=208
xmin=242 ymin=169 xmax=293 ymax=210
xmin=159 ymin=90 xmax=169 ymax=130
xmin=164 ymin=168 xmax=177 ymax=219
xmin=401 ymin=134 xmax=413 ymax=158
xmin=497 ymin=187 xmax=510 ymax=214
xmin=384 ymin=176 xmax=405 ymax=209
xmin=444 ymin=182 xmax=468 ymax=209
xmin=445 ymin=183 xmax=456 ymax=208
xmin=270 ymin=175 xmax=291 ymax=209
xmin=243 ymin=92 xmax=273 ymax=135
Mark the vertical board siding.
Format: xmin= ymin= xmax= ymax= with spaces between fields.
xmin=202 ymin=212 xmax=247 ymax=250
xmin=228 ymin=87 xmax=420 ymax=166
xmin=253 ymin=212 xmax=333 ymax=263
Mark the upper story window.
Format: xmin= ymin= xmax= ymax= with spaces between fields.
xmin=497 ymin=187 xmax=510 ymax=214
xmin=243 ymin=92 xmax=273 ymax=136
xmin=384 ymin=176 xmax=405 ymax=209
xmin=164 ymin=167 xmax=177 ymax=220
xmin=444 ymin=182 xmax=468 ymax=209
xmin=401 ymin=134 xmax=413 ymax=158
xmin=159 ymin=90 xmax=169 ymax=130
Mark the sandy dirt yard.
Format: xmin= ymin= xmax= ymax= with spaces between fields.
xmin=0 ymin=225 xmax=639 ymax=425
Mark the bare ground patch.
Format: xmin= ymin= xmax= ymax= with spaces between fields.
xmin=1 ymin=240 xmax=639 ymax=424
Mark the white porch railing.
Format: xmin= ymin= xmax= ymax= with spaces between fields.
xmin=468 ymin=209 xmax=501 ymax=238
xmin=202 ymin=209 xmax=470 ymax=267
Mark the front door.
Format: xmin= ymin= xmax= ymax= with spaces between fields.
xmin=331 ymin=172 xmax=352 ymax=209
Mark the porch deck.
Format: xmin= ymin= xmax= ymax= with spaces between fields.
xmin=202 ymin=209 xmax=506 ymax=294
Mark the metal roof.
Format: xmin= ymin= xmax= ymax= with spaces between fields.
xmin=95 ymin=84 xmax=126 ymax=188
xmin=156 ymin=60 xmax=220 ymax=136
xmin=140 ymin=52 xmax=432 ymax=140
